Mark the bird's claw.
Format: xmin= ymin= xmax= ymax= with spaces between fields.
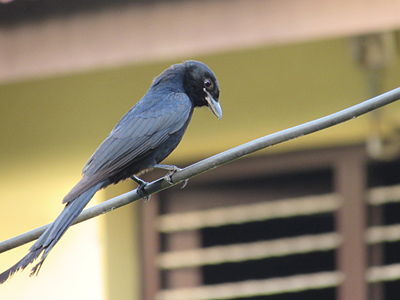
xmin=137 ymin=183 xmax=151 ymax=201
xmin=163 ymin=167 xmax=181 ymax=184
xmin=163 ymin=167 xmax=189 ymax=189
xmin=180 ymin=179 xmax=189 ymax=189
xmin=131 ymin=175 xmax=151 ymax=201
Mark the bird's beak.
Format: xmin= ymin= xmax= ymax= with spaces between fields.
xmin=204 ymin=89 xmax=222 ymax=119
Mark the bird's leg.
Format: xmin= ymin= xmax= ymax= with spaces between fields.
xmin=131 ymin=175 xmax=151 ymax=201
xmin=153 ymin=164 xmax=189 ymax=189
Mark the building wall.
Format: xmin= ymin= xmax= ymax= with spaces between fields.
xmin=0 ymin=36 xmax=399 ymax=299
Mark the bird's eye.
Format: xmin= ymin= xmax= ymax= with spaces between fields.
xmin=204 ymin=78 xmax=213 ymax=89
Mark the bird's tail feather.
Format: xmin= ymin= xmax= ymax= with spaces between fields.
xmin=0 ymin=181 xmax=104 ymax=284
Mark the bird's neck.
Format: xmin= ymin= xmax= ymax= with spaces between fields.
xmin=151 ymin=66 xmax=185 ymax=92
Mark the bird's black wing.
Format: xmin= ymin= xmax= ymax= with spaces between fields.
xmin=85 ymin=93 xmax=191 ymax=175
xmin=62 ymin=92 xmax=192 ymax=202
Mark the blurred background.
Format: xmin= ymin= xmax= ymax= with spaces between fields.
xmin=1 ymin=1 xmax=400 ymax=300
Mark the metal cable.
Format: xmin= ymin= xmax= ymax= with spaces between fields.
xmin=1 ymin=87 xmax=400 ymax=253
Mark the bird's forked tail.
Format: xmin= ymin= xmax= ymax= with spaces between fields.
xmin=0 ymin=181 xmax=104 ymax=283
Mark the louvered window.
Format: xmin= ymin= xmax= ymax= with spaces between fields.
xmin=140 ymin=146 xmax=400 ymax=300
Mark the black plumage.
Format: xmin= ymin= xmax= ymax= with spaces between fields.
xmin=0 ymin=60 xmax=221 ymax=283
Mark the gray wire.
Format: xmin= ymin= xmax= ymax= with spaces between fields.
xmin=1 ymin=87 xmax=400 ymax=254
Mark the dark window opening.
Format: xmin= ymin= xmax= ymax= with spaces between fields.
xmin=202 ymin=251 xmax=335 ymax=284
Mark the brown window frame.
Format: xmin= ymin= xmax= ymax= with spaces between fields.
xmin=139 ymin=144 xmax=395 ymax=300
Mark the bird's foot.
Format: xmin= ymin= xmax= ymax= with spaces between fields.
xmin=154 ymin=164 xmax=189 ymax=189
xmin=131 ymin=175 xmax=151 ymax=201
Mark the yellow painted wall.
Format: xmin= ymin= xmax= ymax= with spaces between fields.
xmin=0 ymin=158 xmax=105 ymax=299
xmin=101 ymin=181 xmax=140 ymax=300
xmin=0 ymin=36 xmax=399 ymax=299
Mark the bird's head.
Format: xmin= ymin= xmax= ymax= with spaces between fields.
xmin=183 ymin=60 xmax=222 ymax=119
